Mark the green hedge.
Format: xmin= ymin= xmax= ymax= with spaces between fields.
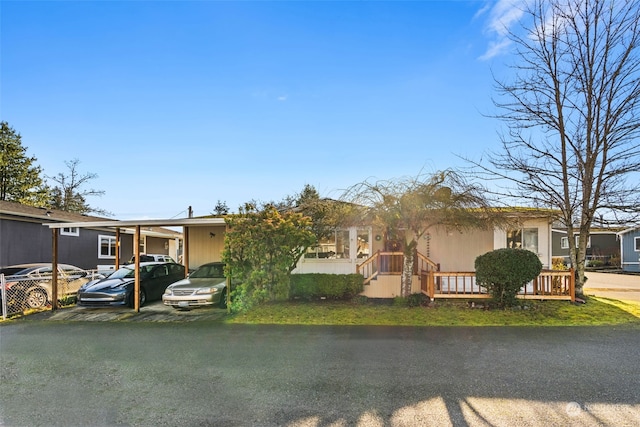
xmin=289 ymin=274 xmax=364 ymax=300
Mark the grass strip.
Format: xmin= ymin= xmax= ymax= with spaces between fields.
xmin=225 ymin=298 xmax=640 ymax=327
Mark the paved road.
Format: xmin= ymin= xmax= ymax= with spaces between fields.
xmin=584 ymin=272 xmax=640 ymax=303
xmin=1 ymin=321 xmax=639 ymax=427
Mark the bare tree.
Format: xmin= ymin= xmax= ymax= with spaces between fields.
xmin=471 ymin=0 xmax=640 ymax=296
xmin=49 ymin=159 xmax=110 ymax=216
xmin=342 ymin=170 xmax=496 ymax=297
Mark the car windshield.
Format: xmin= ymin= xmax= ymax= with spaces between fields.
xmin=108 ymin=266 xmax=136 ymax=279
xmin=190 ymin=264 xmax=225 ymax=279
xmin=109 ymin=264 xmax=159 ymax=279
xmin=0 ymin=267 xmax=30 ymax=276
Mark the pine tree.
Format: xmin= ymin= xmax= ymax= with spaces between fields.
xmin=0 ymin=121 xmax=49 ymax=206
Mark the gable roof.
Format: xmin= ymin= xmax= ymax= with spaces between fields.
xmin=0 ymin=200 xmax=111 ymax=223
xmin=617 ymin=225 xmax=640 ymax=236
xmin=552 ymin=227 xmax=625 ymax=235
xmin=0 ymin=200 xmax=182 ymax=238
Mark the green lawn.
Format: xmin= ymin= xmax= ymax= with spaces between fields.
xmin=225 ymin=297 xmax=640 ymax=327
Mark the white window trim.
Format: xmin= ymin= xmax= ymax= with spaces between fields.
xmin=561 ymin=235 xmax=591 ymax=250
xmin=61 ymin=227 xmax=79 ymax=237
xmin=507 ymin=227 xmax=538 ymax=253
xmin=582 ymin=236 xmax=591 ymax=249
xmin=635 ymin=236 xmax=640 ymax=252
xmin=305 ymin=228 xmax=352 ymax=260
xmin=356 ymin=227 xmax=372 ymax=259
xmin=98 ymin=235 xmax=117 ymax=259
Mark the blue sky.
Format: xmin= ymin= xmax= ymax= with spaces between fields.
xmin=2 ymin=0 xmax=521 ymax=219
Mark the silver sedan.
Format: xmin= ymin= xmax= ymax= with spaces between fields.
xmin=162 ymin=262 xmax=228 ymax=309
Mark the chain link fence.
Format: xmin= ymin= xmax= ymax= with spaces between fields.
xmin=1 ymin=270 xmax=104 ymax=319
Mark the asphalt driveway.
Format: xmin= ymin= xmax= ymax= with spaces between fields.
xmin=1 ymin=321 xmax=639 ymax=426
xmin=584 ymin=272 xmax=640 ymax=303
xmin=26 ymin=300 xmax=228 ymax=322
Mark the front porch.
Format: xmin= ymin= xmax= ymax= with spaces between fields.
xmin=357 ymin=251 xmax=576 ymax=302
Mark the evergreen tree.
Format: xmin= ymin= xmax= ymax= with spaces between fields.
xmin=0 ymin=121 xmax=49 ymax=207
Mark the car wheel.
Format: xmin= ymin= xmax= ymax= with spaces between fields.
xmin=128 ymin=289 xmax=147 ymax=308
xmin=219 ymin=288 xmax=227 ymax=309
xmin=25 ymin=287 xmax=48 ymax=308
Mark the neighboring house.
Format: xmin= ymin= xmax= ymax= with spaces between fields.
xmin=617 ymin=226 xmax=640 ymax=272
xmin=0 ymin=201 xmax=182 ymax=271
xmin=551 ymin=227 xmax=621 ymax=266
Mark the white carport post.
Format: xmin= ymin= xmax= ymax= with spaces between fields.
xmin=134 ymin=225 xmax=141 ymax=312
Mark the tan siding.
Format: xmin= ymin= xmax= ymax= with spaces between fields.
xmin=360 ymin=275 xmax=421 ymax=298
xmin=146 ymin=236 xmax=168 ymax=255
xmin=421 ymin=227 xmax=494 ymax=271
xmin=188 ymin=226 xmax=226 ymax=267
xmin=371 ymin=227 xmax=386 ymax=253
xmin=361 ymin=275 xmax=401 ymax=298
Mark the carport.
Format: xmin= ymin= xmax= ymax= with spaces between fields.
xmin=44 ymin=217 xmax=227 ymax=312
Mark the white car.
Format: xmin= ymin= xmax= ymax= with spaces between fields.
xmin=128 ymin=254 xmax=176 ymax=263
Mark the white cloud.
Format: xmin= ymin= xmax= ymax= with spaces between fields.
xmin=473 ymin=2 xmax=492 ymax=20
xmin=277 ymin=95 xmax=288 ymax=102
xmin=487 ymin=0 xmax=526 ymax=36
xmin=479 ymin=38 xmax=513 ymax=61
xmin=479 ymin=0 xmax=528 ymax=60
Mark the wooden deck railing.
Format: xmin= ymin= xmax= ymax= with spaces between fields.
xmin=420 ymin=269 xmax=575 ymax=302
xmin=357 ymin=250 xmax=439 ymax=285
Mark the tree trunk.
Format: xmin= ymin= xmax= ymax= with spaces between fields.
xmin=574 ymin=224 xmax=591 ymax=297
xmin=567 ymin=225 xmax=588 ymax=297
xmin=401 ymin=251 xmax=414 ymax=297
xmin=401 ymin=240 xmax=417 ymax=297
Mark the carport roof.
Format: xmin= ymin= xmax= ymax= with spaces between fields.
xmin=44 ymin=217 xmax=226 ymax=230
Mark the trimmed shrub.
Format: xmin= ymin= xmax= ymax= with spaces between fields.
xmin=393 ymin=296 xmax=408 ymax=307
xmin=407 ymin=292 xmax=430 ymax=307
xmin=475 ymin=249 xmax=542 ymax=308
xmin=352 ymin=295 xmax=369 ymax=305
xmin=289 ymin=274 xmax=364 ymax=300
xmin=586 ymin=259 xmax=604 ymax=268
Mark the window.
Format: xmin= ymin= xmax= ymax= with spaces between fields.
xmin=507 ymin=228 xmax=538 ymax=254
xmin=305 ymin=229 xmax=350 ymax=259
xmin=61 ymin=227 xmax=79 ymax=236
xmin=561 ymin=235 xmax=591 ymax=250
xmin=581 ymin=236 xmax=591 ymax=249
xmin=635 ymin=237 xmax=640 ymax=252
xmin=98 ymin=235 xmax=117 ymax=259
xmin=356 ymin=228 xmax=371 ymax=258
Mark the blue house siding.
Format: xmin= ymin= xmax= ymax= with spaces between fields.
xmin=619 ymin=227 xmax=640 ymax=272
